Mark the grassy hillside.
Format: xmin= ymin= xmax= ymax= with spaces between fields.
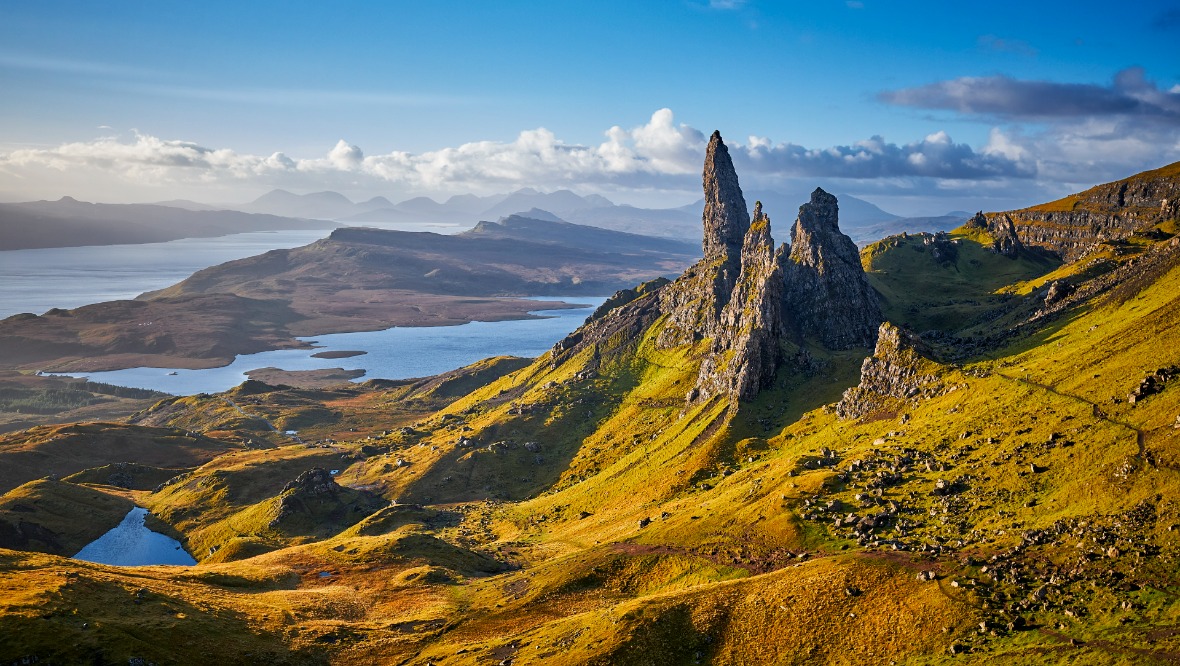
xmin=0 ymin=422 xmax=234 ymax=495
xmin=2 ymin=169 xmax=1180 ymax=663
xmin=862 ymin=229 xmax=1059 ymax=335
xmin=0 ymin=479 xmax=133 ymax=555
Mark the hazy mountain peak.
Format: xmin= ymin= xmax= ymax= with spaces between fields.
xmin=502 ymin=208 xmax=563 ymax=222
xmin=303 ymin=191 xmax=353 ymax=204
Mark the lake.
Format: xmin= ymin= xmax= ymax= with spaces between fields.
xmin=54 ymin=298 xmax=605 ymax=395
xmin=0 ymin=222 xmax=465 ymax=319
xmin=73 ymin=507 xmax=197 ymax=566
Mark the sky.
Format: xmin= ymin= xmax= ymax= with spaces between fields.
xmin=0 ymin=0 xmax=1178 ymax=216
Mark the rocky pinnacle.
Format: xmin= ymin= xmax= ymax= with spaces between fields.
xmin=782 ymin=188 xmax=882 ymax=349
xmin=656 ymin=131 xmax=751 ymax=348
xmin=692 ymin=200 xmax=785 ymax=403
xmin=701 ymin=130 xmax=751 ymax=263
xmin=654 ymin=145 xmax=881 ymax=406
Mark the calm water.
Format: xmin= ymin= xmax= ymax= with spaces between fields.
xmin=55 ymin=298 xmax=604 ymax=395
xmin=0 ymin=222 xmax=465 ymax=319
xmin=73 ymin=507 xmax=197 ymax=566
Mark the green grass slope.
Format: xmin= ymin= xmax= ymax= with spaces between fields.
xmin=2 ymin=190 xmax=1180 ymax=663
xmin=0 ymin=479 xmax=133 ymax=556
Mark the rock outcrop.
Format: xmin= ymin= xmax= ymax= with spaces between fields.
xmin=550 ymin=285 xmax=665 ymax=369
xmin=281 ymin=467 xmax=339 ymax=496
xmin=781 ymin=189 xmax=883 ymax=349
xmin=977 ymin=161 xmax=1180 ymax=261
xmin=836 ymin=322 xmax=948 ymax=420
xmin=554 ymin=131 xmax=882 ymax=408
xmin=270 ymin=467 xmax=385 ymax=533
xmin=691 ymin=203 xmax=785 ymax=402
xmin=585 ymin=277 xmax=670 ymax=323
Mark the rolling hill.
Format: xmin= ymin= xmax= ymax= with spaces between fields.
xmin=0 ymin=143 xmax=1178 ymax=664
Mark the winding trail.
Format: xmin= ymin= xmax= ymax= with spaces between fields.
xmin=995 ymin=373 xmax=1148 ymax=461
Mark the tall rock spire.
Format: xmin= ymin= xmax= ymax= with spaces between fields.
xmin=656 ymin=141 xmax=880 ymax=409
xmin=701 ymin=130 xmax=751 ymax=262
xmin=692 ymin=200 xmax=785 ymax=404
xmin=657 ymin=131 xmax=751 ymax=348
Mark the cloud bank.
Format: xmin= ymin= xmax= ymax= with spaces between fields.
xmin=4 ymin=66 xmax=1179 ymax=211
xmin=880 ymin=67 xmax=1180 ymax=122
xmin=0 ymin=109 xmax=1031 ymax=204
xmin=879 ymin=68 xmax=1180 ymax=187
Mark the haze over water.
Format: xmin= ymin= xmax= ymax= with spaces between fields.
xmin=0 ymin=223 xmax=465 ymax=320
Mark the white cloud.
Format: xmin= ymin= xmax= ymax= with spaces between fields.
xmin=0 ymin=111 xmax=711 ymax=201
xmin=2 ymin=105 xmax=1174 ymax=210
xmin=327 ymin=140 xmax=364 ymax=169
xmin=982 ymin=127 xmax=1028 ymax=162
xmin=735 ymin=129 xmax=1031 ymax=180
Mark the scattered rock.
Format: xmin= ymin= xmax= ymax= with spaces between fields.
xmin=1044 ymin=280 xmax=1075 ymax=306
xmin=1128 ymin=366 xmax=1178 ymax=404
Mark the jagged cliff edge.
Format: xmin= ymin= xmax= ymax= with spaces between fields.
xmin=554 ymin=131 xmax=881 ymax=409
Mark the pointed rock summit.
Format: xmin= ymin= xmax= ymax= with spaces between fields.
xmin=781 ymin=188 xmax=882 ymax=349
xmin=701 ymin=130 xmax=751 ymax=263
xmin=562 ymin=131 xmax=881 ymax=408
xmin=657 ymin=131 xmax=751 ymax=348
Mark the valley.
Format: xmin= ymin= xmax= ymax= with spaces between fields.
xmin=1 ymin=135 xmax=1179 ymax=665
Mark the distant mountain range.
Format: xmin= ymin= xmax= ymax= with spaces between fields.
xmin=1 ymin=187 xmax=970 ymax=252
xmin=0 ymin=197 xmax=336 ymax=251
xmin=197 ymin=187 xmax=965 ymax=244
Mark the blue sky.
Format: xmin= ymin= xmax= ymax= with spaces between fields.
xmin=1 ymin=0 xmax=1178 ymax=215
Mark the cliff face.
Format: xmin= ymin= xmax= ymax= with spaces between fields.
xmin=978 ymin=161 xmax=1180 ymax=261
xmin=782 ymin=189 xmax=883 ymax=349
xmin=691 ymin=203 xmax=784 ymax=402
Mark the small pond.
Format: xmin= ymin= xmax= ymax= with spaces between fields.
xmin=72 ymin=507 xmax=196 ymax=566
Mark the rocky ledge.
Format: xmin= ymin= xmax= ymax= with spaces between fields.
xmin=836 ymin=322 xmax=951 ymax=420
xmin=974 ymin=161 xmax=1180 ymax=261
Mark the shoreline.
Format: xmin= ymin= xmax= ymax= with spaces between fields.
xmin=41 ymin=298 xmax=605 ymax=395
xmin=11 ymin=295 xmax=591 ymax=374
